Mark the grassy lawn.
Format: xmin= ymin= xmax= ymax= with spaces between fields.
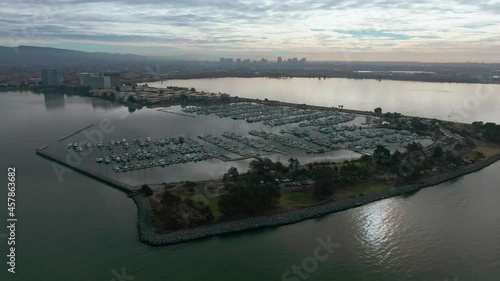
xmin=280 ymin=192 xmax=317 ymax=207
xmin=181 ymin=193 xmax=221 ymax=217
xmin=475 ymin=143 xmax=500 ymax=158
xmin=337 ymin=182 xmax=389 ymax=199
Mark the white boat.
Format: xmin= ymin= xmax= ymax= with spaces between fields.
xmin=96 ymin=157 xmax=103 ymax=163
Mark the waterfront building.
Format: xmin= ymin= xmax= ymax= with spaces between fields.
xmin=101 ymin=72 xmax=121 ymax=87
xmin=80 ymin=73 xmax=111 ymax=89
xmin=42 ymin=69 xmax=63 ymax=86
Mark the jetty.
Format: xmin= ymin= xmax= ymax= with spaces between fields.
xmin=157 ymin=109 xmax=195 ymax=118
xmin=58 ymin=124 xmax=95 ymax=142
xmin=36 ymin=147 xmax=135 ymax=195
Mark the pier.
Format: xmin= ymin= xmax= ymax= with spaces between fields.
xmin=36 ymin=148 xmax=136 ymax=195
xmin=58 ymin=124 xmax=95 ymax=142
xmin=157 ymin=109 xmax=195 ymax=118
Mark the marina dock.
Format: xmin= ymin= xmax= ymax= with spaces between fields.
xmin=157 ymin=109 xmax=195 ymax=118
xmin=36 ymin=148 xmax=136 ymax=195
xmin=58 ymin=124 xmax=95 ymax=142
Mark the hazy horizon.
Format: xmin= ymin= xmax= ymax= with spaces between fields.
xmin=2 ymin=0 xmax=500 ymax=62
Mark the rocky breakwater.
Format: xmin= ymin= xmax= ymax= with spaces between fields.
xmin=132 ymin=154 xmax=500 ymax=246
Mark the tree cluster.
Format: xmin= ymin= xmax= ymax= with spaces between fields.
xmin=159 ymin=190 xmax=214 ymax=230
xmin=218 ymin=159 xmax=283 ymax=216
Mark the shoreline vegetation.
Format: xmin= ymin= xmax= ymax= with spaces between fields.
xmin=128 ymin=102 xmax=499 ymax=246
xmin=22 ymin=83 xmax=500 ymax=246
xmin=134 ymin=153 xmax=500 ymax=246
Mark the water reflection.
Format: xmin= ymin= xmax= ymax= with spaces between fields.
xmin=91 ymin=97 xmax=122 ymax=110
xmin=353 ymin=200 xmax=401 ymax=265
xmin=43 ymin=92 xmax=65 ymax=111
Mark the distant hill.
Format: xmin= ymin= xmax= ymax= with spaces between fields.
xmin=0 ymin=46 xmax=153 ymax=67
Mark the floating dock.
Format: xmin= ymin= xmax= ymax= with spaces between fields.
xmin=58 ymin=124 xmax=95 ymax=142
xmin=36 ymin=148 xmax=135 ymax=195
xmin=157 ymin=109 xmax=195 ymax=118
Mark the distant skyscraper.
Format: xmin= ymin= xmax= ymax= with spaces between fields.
xmin=300 ymin=58 xmax=307 ymax=64
xmin=277 ymin=57 xmax=283 ymax=63
xmin=219 ymin=58 xmax=233 ymax=64
xmin=236 ymin=58 xmax=241 ymax=64
xmin=42 ymin=69 xmax=62 ymax=86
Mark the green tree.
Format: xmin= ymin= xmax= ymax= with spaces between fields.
xmin=373 ymin=145 xmax=391 ymax=164
xmin=312 ymin=167 xmax=335 ymax=199
xmin=161 ymin=190 xmax=181 ymax=207
xmin=218 ymin=182 xmax=280 ymax=216
xmin=227 ymin=167 xmax=239 ymax=178
xmin=433 ymin=146 xmax=443 ymax=158
xmin=288 ymin=158 xmax=300 ymax=169
xmin=406 ymin=142 xmax=423 ymax=154
xmin=127 ymin=95 xmax=136 ymax=103
xmin=374 ymin=107 xmax=382 ymax=115
xmin=141 ymin=184 xmax=153 ymax=196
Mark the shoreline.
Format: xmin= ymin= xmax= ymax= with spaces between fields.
xmin=141 ymin=74 xmax=500 ymax=85
xmin=132 ymin=153 xmax=500 ymax=247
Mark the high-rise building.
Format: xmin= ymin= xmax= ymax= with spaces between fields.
xmin=277 ymin=57 xmax=283 ymax=63
xmin=300 ymin=58 xmax=307 ymax=64
xmin=101 ymin=72 xmax=121 ymax=87
xmin=42 ymin=69 xmax=62 ymax=86
xmin=236 ymin=58 xmax=241 ymax=64
xmin=219 ymin=58 xmax=234 ymax=64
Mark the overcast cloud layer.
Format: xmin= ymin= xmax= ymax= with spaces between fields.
xmin=1 ymin=0 xmax=500 ymax=61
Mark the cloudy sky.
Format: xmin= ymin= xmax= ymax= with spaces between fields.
xmin=1 ymin=0 xmax=500 ymax=61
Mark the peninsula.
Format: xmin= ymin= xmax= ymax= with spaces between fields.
xmin=31 ymin=85 xmax=500 ymax=246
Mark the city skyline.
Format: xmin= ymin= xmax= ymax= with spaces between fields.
xmin=1 ymin=0 xmax=500 ymax=62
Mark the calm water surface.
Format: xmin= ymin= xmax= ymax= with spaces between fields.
xmin=150 ymin=77 xmax=500 ymax=123
xmin=0 ymin=83 xmax=499 ymax=281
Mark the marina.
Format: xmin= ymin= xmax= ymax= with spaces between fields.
xmin=55 ymin=102 xmax=432 ymax=177
xmin=182 ymin=102 xmax=357 ymax=126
